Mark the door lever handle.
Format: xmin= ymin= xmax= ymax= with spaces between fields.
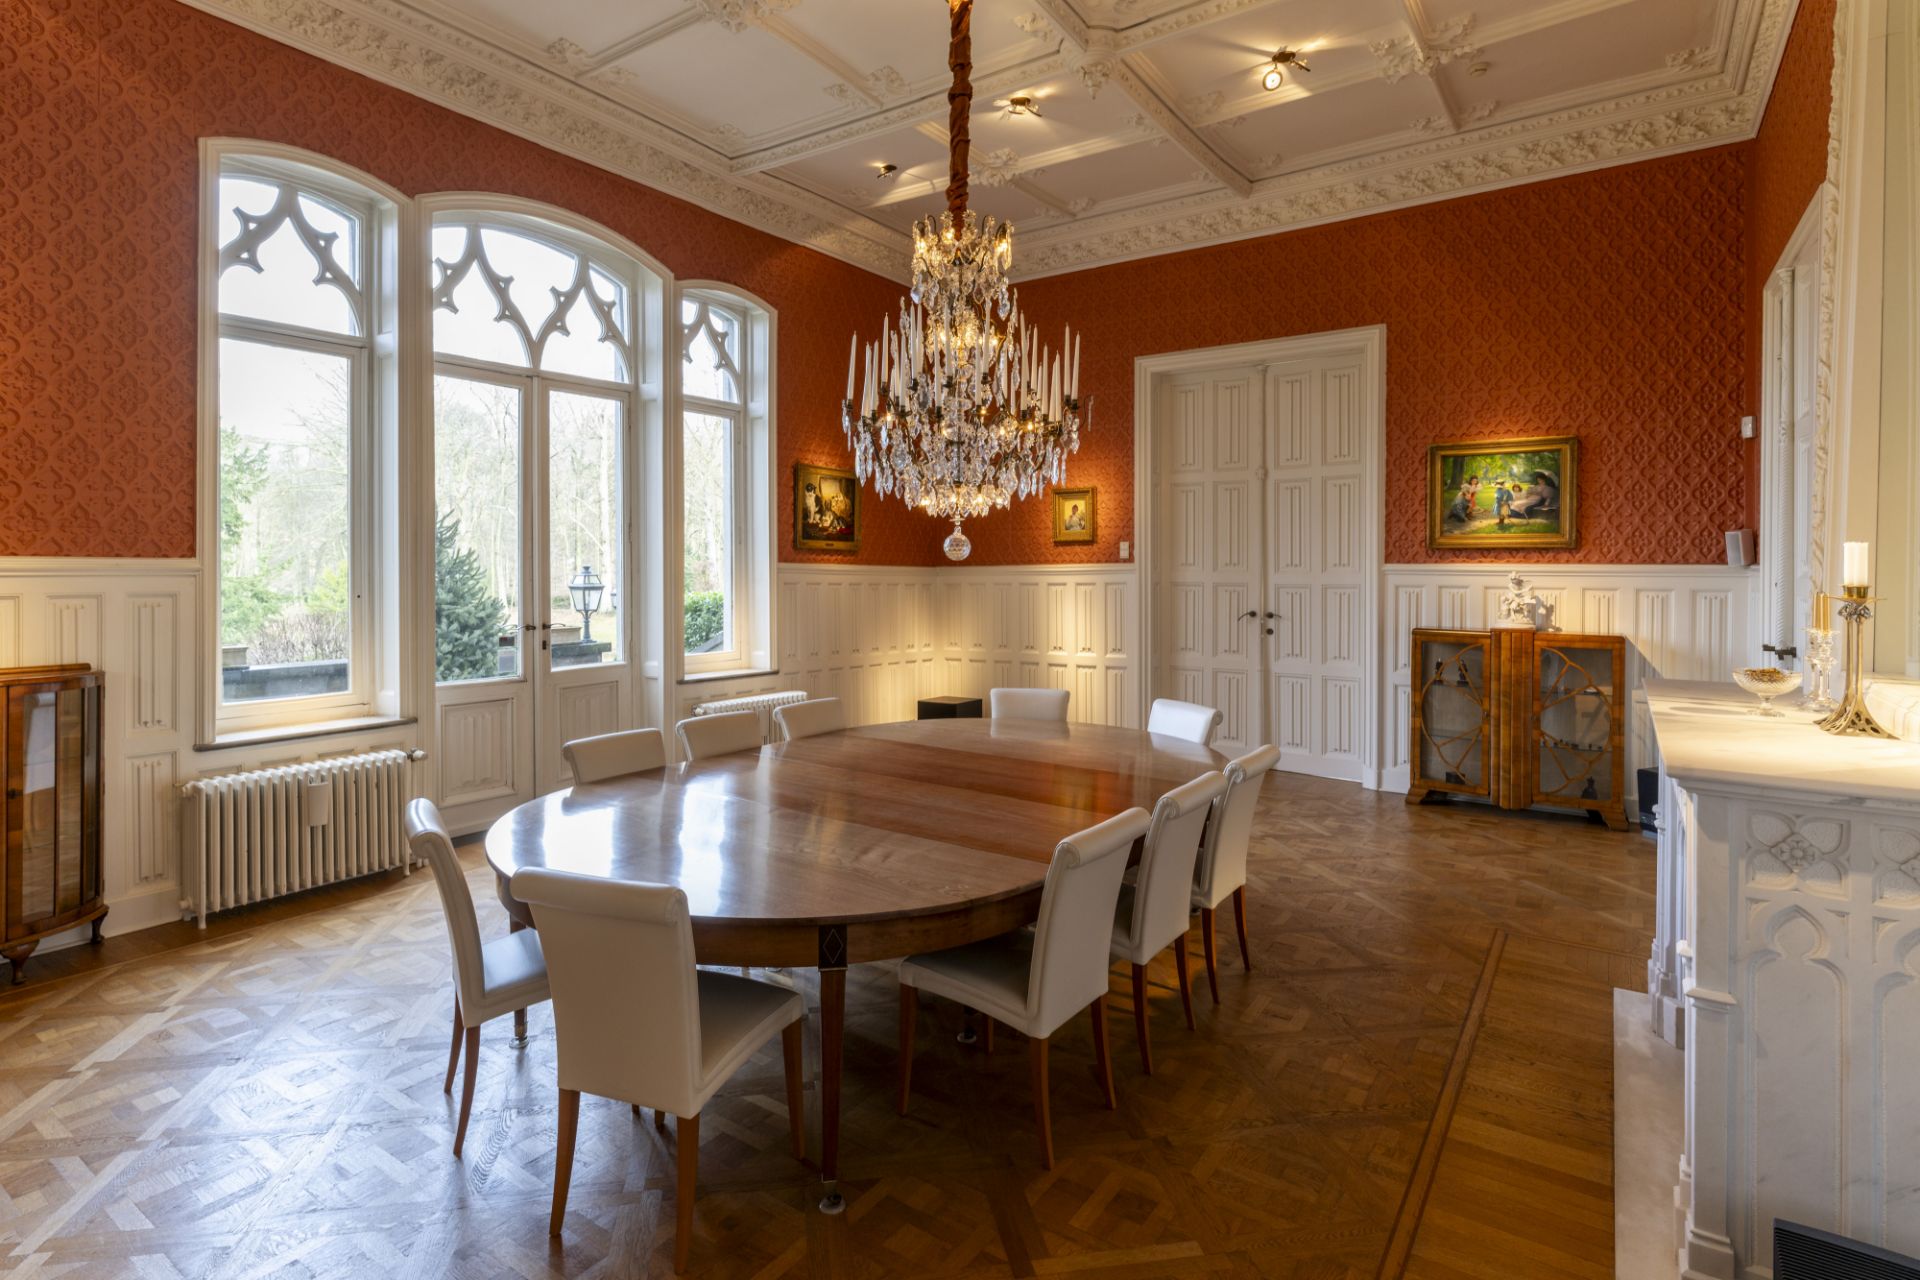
xmin=1240 ymin=610 xmax=1259 ymax=620
xmin=1263 ymin=611 xmax=1281 ymax=619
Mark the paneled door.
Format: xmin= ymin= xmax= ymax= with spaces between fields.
xmin=1152 ymin=349 xmax=1373 ymax=777
xmin=433 ymin=370 xmax=633 ymax=832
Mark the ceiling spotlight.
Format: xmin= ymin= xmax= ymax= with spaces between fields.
xmin=875 ymin=163 xmax=899 ymax=180
xmin=1262 ymin=46 xmax=1311 ymax=91
xmin=1003 ymin=95 xmax=1042 ymax=118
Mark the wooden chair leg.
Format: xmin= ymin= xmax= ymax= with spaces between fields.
xmin=453 ymin=1024 xmax=481 ymax=1156
xmin=443 ymin=1005 xmax=464 ymax=1094
xmin=1028 ymin=1034 xmax=1054 ymax=1170
xmin=1173 ymin=933 xmax=1196 ymax=1030
xmin=1089 ymin=994 xmax=1116 ymax=1109
xmin=1200 ymin=907 xmax=1221 ymax=1003
xmin=632 ymin=1103 xmax=642 ymax=1118
xmin=549 ymin=1088 xmax=579 ymax=1236
xmin=782 ymin=1019 xmax=806 ymax=1162
xmin=655 ymin=1108 xmax=668 ymax=1133
xmin=897 ymin=984 xmax=917 ymax=1116
xmin=982 ymin=1017 xmax=994 ymax=1055
xmin=674 ymin=1112 xmax=700 ymax=1273
xmin=1232 ymin=886 xmax=1251 ymax=971
xmin=512 ymin=1007 xmax=528 ymax=1045
xmin=1130 ymin=963 xmax=1153 ymax=1075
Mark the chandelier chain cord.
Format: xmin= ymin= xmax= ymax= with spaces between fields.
xmin=946 ymin=0 xmax=972 ymax=218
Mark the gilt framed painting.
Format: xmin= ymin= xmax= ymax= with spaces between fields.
xmin=1051 ymin=487 xmax=1095 ymax=544
xmin=1427 ymin=436 xmax=1577 ymax=550
xmin=794 ymin=463 xmax=860 ymax=553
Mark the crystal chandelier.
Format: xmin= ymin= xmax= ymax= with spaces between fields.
xmin=842 ymin=0 xmax=1083 ymax=562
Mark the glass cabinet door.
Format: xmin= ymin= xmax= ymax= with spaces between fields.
xmin=1413 ymin=632 xmax=1492 ymax=796
xmin=1533 ymin=642 xmax=1618 ymax=807
xmin=9 ymin=684 xmax=96 ymax=931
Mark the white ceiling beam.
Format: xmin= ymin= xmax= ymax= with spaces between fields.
xmin=855 ymin=124 xmax=1150 ymax=209
xmin=758 ymin=13 xmax=884 ymax=108
xmin=1401 ymin=0 xmax=1462 ymax=130
xmin=1110 ymin=57 xmax=1252 ymax=198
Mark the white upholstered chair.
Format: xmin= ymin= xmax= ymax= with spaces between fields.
xmin=1111 ymin=771 xmax=1228 ymax=1072
xmin=674 ymin=709 xmax=764 ymax=761
xmin=404 ymin=799 xmax=550 ymax=1158
xmin=512 ymin=866 xmax=806 ymax=1272
xmin=563 ymin=727 xmax=667 ymax=783
xmin=1146 ymin=698 xmax=1223 ymax=746
xmin=773 ymin=696 xmax=845 ymax=742
xmin=1191 ymin=743 xmax=1281 ymax=1001
xmin=989 ymin=687 xmax=1070 ymax=722
xmin=896 ymin=806 xmax=1152 ymax=1168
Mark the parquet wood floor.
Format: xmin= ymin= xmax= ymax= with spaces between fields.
xmin=0 ymin=777 xmax=1653 ymax=1279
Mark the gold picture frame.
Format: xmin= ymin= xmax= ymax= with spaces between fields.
xmin=1052 ymin=487 xmax=1095 ymax=544
xmin=1427 ymin=436 xmax=1577 ymax=550
xmin=793 ymin=463 xmax=860 ymax=553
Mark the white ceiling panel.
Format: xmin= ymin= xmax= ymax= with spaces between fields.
xmin=602 ymin=20 xmax=847 ymax=137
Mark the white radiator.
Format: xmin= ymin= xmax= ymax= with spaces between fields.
xmin=692 ymin=690 xmax=808 ymax=744
xmin=180 ymin=748 xmax=425 ymax=927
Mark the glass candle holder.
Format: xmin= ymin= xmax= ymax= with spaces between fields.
xmin=1804 ymin=627 xmax=1838 ymax=711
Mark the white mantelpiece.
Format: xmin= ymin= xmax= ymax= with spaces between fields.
xmin=1646 ymin=679 xmax=1920 ymax=1278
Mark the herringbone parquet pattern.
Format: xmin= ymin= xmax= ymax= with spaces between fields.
xmin=0 ymin=778 xmax=1652 ymax=1278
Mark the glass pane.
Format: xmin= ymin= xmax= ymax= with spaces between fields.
xmin=433 ymin=230 xmax=531 ymax=368
xmin=682 ymin=411 xmax=734 ymax=656
xmin=1536 ymin=645 xmax=1615 ymax=803
xmin=218 ymin=338 xmax=354 ymax=703
xmin=17 ymin=691 xmax=59 ymax=922
xmin=56 ymin=689 xmax=83 ymax=914
xmin=218 ymin=176 xmax=360 ymax=335
xmin=1416 ymin=638 xmax=1486 ymax=791
xmin=542 ymin=286 xmax=625 ymax=383
xmin=435 ymin=375 xmax=523 ymax=682
xmin=548 ymin=391 xmax=624 ymax=669
xmin=681 ymin=300 xmax=740 ymax=402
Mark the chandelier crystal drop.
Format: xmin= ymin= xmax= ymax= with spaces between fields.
xmin=841 ymin=0 xmax=1084 ymax=561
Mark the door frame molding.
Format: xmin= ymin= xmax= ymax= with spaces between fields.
xmin=1132 ymin=325 xmax=1387 ymax=787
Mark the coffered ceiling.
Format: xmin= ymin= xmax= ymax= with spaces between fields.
xmin=181 ymin=0 xmax=1797 ymax=279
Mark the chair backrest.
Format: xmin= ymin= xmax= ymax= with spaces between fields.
xmin=1147 ymin=698 xmax=1223 ymax=746
xmin=1024 ymin=806 xmax=1153 ymax=1036
xmin=990 ymin=687 xmax=1070 ymax=722
xmin=404 ymin=798 xmax=486 ymax=1017
xmin=1124 ymin=771 xmax=1229 ymax=957
xmin=563 ymin=727 xmax=666 ymax=784
xmin=1194 ymin=744 xmax=1280 ymax=907
xmin=511 ymin=866 xmax=703 ymax=1110
xmin=675 ymin=710 xmax=764 ymax=761
xmin=773 ymin=697 xmax=845 ymax=742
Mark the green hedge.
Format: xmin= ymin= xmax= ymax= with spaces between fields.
xmin=684 ymin=591 xmax=726 ymax=651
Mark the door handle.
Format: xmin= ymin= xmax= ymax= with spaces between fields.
xmin=521 ymin=623 xmax=539 ymax=632
xmin=1240 ymin=610 xmax=1259 ymax=621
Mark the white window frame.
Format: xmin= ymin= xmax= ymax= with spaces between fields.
xmin=196 ymin=140 xmax=409 ymax=741
xmin=676 ymin=284 xmax=774 ymax=677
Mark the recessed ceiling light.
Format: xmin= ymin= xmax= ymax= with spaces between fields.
xmin=1261 ymin=47 xmax=1311 ymax=92
xmin=1261 ymin=66 xmax=1282 ymax=91
xmin=875 ymin=163 xmax=899 ymax=180
xmin=1004 ymin=95 xmax=1042 ymax=118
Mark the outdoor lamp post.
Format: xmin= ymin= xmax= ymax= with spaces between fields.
xmin=568 ymin=565 xmax=605 ymax=644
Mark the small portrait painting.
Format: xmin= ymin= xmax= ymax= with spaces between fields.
xmin=794 ymin=463 xmax=860 ymax=553
xmin=1427 ymin=437 xmax=1577 ymax=550
xmin=1052 ymin=487 xmax=1095 ymax=544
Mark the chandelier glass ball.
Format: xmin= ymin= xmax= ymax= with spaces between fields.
xmin=840 ymin=0 xmax=1083 ymax=561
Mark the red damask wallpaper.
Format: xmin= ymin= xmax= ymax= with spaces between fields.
xmin=1745 ymin=0 xmax=1837 ymax=497
xmin=966 ymin=146 xmax=1752 ymax=566
xmin=0 ymin=0 xmax=938 ymax=564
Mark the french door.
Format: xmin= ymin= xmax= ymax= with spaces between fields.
xmin=432 ymin=367 xmax=632 ymax=831
xmin=1155 ymin=353 xmax=1369 ymax=779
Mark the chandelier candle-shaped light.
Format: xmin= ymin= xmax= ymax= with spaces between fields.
xmin=841 ymin=0 xmax=1084 ymax=561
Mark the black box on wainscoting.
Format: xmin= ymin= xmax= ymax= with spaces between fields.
xmin=1637 ymin=767 xmax=1659 ymax=833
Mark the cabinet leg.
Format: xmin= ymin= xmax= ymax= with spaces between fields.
xmin=2 ymin=943 xmax=35 ymax=986
xmin=91 ymin=911 xmax=108 ymax=945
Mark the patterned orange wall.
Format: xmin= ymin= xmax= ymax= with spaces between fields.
xmin=963 ymin=145 xmax=1752 ymax=566
xmin=0 ymin=0 xmax=940 ymax=564
xmin=1745 ymin=0 xmax=1837 ymax=502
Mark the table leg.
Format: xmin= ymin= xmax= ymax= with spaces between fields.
xmin=818 ymin=963 xmax=846 ymax=1214
xmin=509 ymin=919 xmax=530 ymax=1048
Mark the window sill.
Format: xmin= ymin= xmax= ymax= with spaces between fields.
xmin=195 ymin=715 xmax=418 ymax=753
xmin=677 ymin=668 xmax=779 ymax=686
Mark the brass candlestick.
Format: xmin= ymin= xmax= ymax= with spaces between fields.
xmin=1816 ymin=585 xmax=1895 ymax=737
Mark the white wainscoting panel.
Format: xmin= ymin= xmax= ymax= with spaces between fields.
xmin=1382 ymin=564 xmax=1762 ymax=806
xmin=934 ymin=565 xmax=1140 ymax=727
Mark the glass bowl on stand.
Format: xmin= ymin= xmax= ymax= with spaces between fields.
xmin=1732 ymin=667 xmax=1804 ymax=717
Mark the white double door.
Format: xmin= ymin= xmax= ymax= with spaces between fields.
xmin=432 ymin=365 xmax=633 ymax=831
xmin=1156 ymin=355 xmax=1369 ymax=778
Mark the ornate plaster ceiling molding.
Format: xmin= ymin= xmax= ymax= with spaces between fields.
xmin=176 ymin=0 xmax=912 ymax=278
xmin=693 ymin=0 xmax=801 ymax=35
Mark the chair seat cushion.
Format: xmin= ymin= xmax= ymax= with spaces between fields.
xmin=694 ymin=970 xmax=805 ymax=1107
xmin=466 ymin=928 xmax=550 ymax=1024
xmin=897 ymin=930 xmax=1034 ymax=1031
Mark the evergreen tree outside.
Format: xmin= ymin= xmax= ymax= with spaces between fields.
xmin=435 ymin=510 xmax=508 ymax=681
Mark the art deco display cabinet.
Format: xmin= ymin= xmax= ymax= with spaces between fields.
xmin=1407 ymin=629 xmax=1629 ymax=830
xmin=1 ymin=665 xmax=107 ymax=984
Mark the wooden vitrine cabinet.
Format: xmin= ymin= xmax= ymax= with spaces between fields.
xmin=1408 ymin=630 xmax=1629 ymax=830
xmin=2 ymin=665 xmax=106 ymax=984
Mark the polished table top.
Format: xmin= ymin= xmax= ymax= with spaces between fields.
xmin=484 ymin=719 xmax=1225 ymax=937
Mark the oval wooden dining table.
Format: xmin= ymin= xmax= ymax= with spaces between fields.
xmin=485 ymin=717 xmax=1224 ymax=1210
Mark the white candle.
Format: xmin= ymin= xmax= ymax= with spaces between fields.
xmin=846 ymin=334 xmax=856 ymax=401
xmin=1844 ymin=541 xmax=1870 ymax=588
xmin=1071 ymin=334 xmax=1081 ymax=399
